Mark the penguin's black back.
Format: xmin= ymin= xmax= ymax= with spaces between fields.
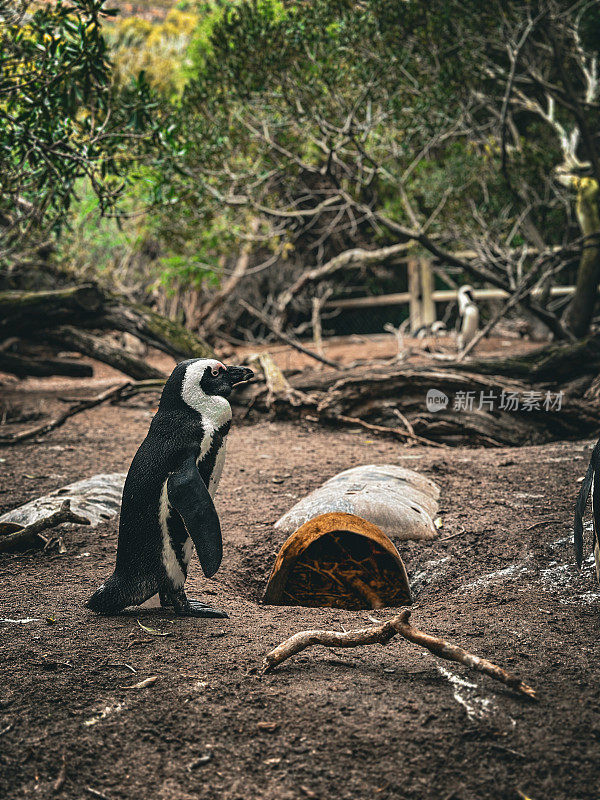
xmin=115 ymin=405 xmax=205 ymax=575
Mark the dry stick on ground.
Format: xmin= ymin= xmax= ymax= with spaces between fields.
xmin=335 ymin=414 xmax=445 ymax=449
xmin=0 ymin=380 xmax=164 ymax=446
xmin=263 ymin=608 xmax=536 ymax=701
xmin=239 ymin=299 xmax=342 ymax=370
xmin=0 ymin=500 xmax=90 ymax=553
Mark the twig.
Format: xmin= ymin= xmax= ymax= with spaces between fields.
xmin=0 ymin=380 xmax=164 ymax=446
xmin=311 ymin=288 xmax=333 ymax=363
xmin=0 ymin=500 xmax=90 ymax=553
xmin=239 ymin=299 xmax=342 ymax=370
xmin=263 ymin=608 xmax=536 ymax=701
xmin=52 ymin=752 xmax=67 ymax=794
xmin=85 ymin=788 xmax=111 ymax=800
xmin=439 ymin=527 xmax=467 ymax=541
xmin=336 ymin=413 xmax=445 ymax=449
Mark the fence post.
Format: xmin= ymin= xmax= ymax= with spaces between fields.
xmin=420 ymin=257 xmax=435 ymax=329
xmin=408 ymin=258 xmax=435 ymax=333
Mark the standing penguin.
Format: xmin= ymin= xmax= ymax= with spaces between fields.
xmin=457 ymin=285 xmax=480 ymax=351
xmin=574 ymin=438 xmax=600 ymax=582
xmin=86 ymin=359 xmax=253 ymax=617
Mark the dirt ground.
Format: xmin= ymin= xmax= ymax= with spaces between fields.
xmin=1 ymin=359 xmax=600 ymax=800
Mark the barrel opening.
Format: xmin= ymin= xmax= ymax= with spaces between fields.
xmin=263 ymin=512 xmax=412 ymax=610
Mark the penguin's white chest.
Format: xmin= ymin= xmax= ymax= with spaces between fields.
xmin=459 ymin=305 xmax=479 ymax=348
xmin=208 ymin=439 xmax=227 ymax=497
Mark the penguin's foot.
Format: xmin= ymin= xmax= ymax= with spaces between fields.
xmin=178 ymin=599 xmax=229 ymax=619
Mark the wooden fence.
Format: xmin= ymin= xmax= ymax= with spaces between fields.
xmin=324 ymin=257 xmax=575 ymax=333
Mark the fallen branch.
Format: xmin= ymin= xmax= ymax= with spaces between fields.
xmin=0 ymin=380 xmax=164 ymax=446
xmin=199 ymin=219 xmax=259 ymax=334
xmin=0 ymin=500 xmax=90 ymax=553
xmin=239 ymin=299 xmax=341 ymax=370
xmin=263 ymin=608 xmax=536 ymax=701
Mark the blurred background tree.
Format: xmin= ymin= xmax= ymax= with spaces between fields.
xmin=3 ymin=0 xmax=599 ymax=346
xmin=0 ymin=0 xmax=167 ymax=287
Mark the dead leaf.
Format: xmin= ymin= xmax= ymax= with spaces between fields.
xmin=136 ymin=620 xmax=171 ymax=636
xmin=263 ymin=757 xmax=282 ymax=766
xmin=257 ymin=721 xmax=280 ymax=733
xmin=120 ymin=676 xmax=158 ymax=690
xmin=187 ymin=753 xmax=213 ymax=770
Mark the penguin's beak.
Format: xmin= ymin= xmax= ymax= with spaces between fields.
xmin=226 ymin=365 xmax=254 ymax=388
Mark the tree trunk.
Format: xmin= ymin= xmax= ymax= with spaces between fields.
xmin=563 ymin=178 xmax=600 ymax=337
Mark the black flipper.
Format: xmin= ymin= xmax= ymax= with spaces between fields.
xmin=167 ymin=455 xmax=222 ymax=578
xmin=574 ymin=438 xmax=600 ymax=567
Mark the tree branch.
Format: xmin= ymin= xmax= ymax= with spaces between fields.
xmin=263 ymin=608 xmax=537 ymax=701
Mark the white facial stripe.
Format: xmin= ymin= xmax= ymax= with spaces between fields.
xmin=180 ymin=359 xmax=232 ymax=428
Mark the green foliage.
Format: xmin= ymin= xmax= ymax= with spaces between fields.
xmin=0 ymin=0 xmax=165 ymax=268
xmin=33 ymin=0 xmax=598 ymax=304
xmin=106 ymin=8 xmax=199 ymax=96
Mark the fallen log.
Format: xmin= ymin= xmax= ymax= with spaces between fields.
xmin=0 ymin=350 xmax=93 ymax=378
xmin=262 ymin=608 xmax=536 ymax=701
xmin=233 ymin=362 xmax=600 ymax=446
xmin=0 ymin=284 xmax=214 ymax=378
xmin=0 ymin=285 xmax=103 ymax=335
xmin=458 ymin=333 xmax=600 ymax=381
xmin=99 ymin=294 xmax=214 ymax=361
xmin=0 ymin=500 xmax=90 ymax=553
xmin=44 ymin=326 xmax=165 ymax=380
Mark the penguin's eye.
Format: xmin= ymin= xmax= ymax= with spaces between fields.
xmin=211 ymin=366 xmax=222 ymax=377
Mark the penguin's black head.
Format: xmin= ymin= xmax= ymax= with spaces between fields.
xmin=200 ymin=363 xmax=254 ymax=398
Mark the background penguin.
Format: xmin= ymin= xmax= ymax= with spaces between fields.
xmin=574 ymin=438 xmax=600 ymax=582
xmin=457 ymin=285 xmax=480 ymax=351
xmin=86 ymin=358 xmax=253 ymax=617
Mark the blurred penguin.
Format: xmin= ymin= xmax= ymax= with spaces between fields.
xmin=457 ymin=285 xmax=479 ymax=351
xmin=414 ymin=320 xmax=448 ymax=340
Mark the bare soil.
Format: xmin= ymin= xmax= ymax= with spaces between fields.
xmin=1 ymin=360 xmax=600 ymax=800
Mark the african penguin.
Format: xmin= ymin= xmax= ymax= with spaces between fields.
xmin=457 ymin=285 xmax=479 ymax=351
xmin=574 ymin=438 xmax=600 ymax=582
xmin=86 ymin=358 xmax=254 ymax=617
